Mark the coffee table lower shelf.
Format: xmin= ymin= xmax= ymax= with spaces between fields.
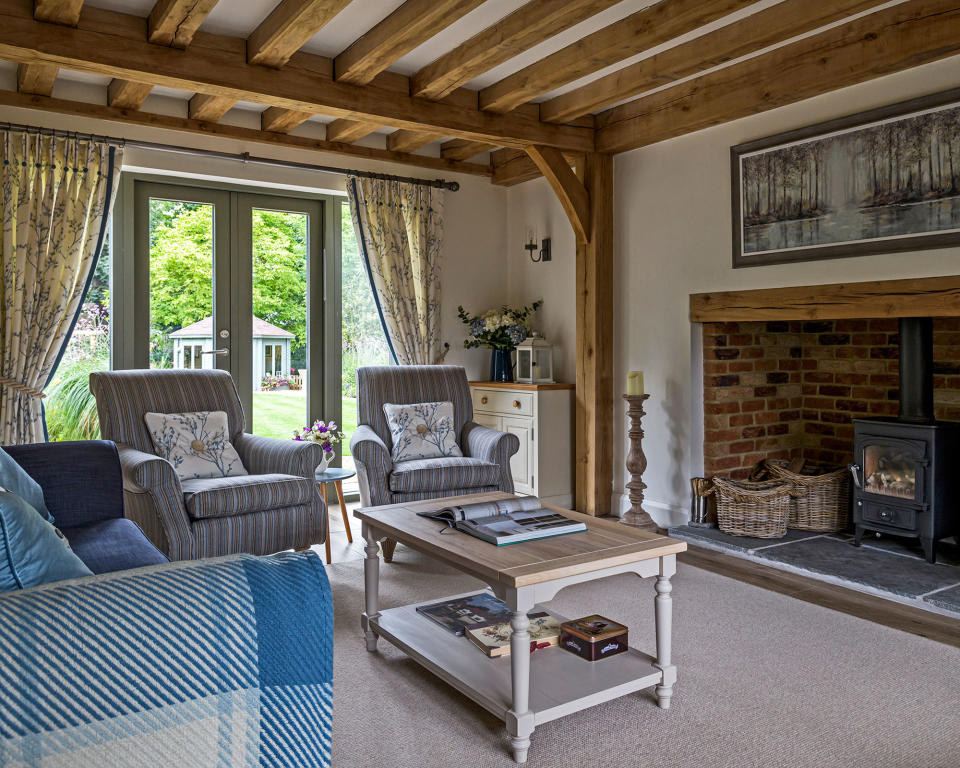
xmin=370 ymin=593 xmax=664 ymax=727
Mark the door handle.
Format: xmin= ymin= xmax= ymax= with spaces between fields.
xmin=201 ymin=348 xmax=229 ymax=357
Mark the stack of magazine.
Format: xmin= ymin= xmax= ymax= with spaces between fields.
xmin=418 ymin=496 xmax=586 ymax=545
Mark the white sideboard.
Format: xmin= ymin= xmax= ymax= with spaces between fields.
xmin=469 ymin=381 xmax=574 ymax=507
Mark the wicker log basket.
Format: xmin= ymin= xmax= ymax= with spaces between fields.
xmin=707 ymin=477 xmax=800 ymax=539
xmin=763 ymin=459 xmax=851 ymax=532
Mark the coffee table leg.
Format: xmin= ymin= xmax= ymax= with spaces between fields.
xmin=361 ymin=522 xmax=380 ymax=652
xmin=505 ymin=589 xmax=535 ymax=764
xmin=654 ymin=554 xmax=677 ymax=709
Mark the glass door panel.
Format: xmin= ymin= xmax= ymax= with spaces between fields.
xmin=147 ymin=198 xmax=216 ymax=370
xmin=249 ymin=206 xmax=309 ymax=437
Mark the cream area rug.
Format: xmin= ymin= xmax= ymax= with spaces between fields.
xmin=326 ymin=548 xmax=960 ymax=768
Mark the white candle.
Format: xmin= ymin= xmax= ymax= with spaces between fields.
xmin=627 ymin=370 xmax=644 ymax=396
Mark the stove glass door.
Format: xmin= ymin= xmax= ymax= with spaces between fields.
xmin=862 ymin=442 xmax=922 ymax=501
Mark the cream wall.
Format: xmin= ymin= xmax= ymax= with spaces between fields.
xmin=0 ymin=101 xmax=507 ymax=381
xmin=507 ymin=54 xmax=960 ymax=525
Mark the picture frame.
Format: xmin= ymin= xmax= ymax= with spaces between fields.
xmin=731 ymin=88 xmax=960 ymax=268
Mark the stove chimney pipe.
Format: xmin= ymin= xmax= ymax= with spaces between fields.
xmin=898 ymin=317 xmax=934 ymax=423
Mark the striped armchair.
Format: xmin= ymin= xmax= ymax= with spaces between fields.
xmin=90 ymin=369 xmax=326 ymax=561
xmin=351 ymin=365 xmax=519 ymax=561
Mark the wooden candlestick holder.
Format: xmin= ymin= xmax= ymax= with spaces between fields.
xmin=621 ymin=394 xmax=657 ymax=531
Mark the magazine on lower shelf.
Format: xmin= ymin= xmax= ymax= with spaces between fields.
xmin=414 ymin=592 xmax=516 ymax=636
xmin=466 ymin=613 xmax=561 ymax=657
xmin=417 ymin=497 xmax=587 ymax=545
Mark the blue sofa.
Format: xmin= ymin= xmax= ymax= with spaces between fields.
xmin=3 ymin=440 xmax=170 ymax=573
xmin=0 ymin=441 xmax=334 ymax=767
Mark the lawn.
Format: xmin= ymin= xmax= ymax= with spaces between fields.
xmin=251 ymin=391 xmax=357 ymax=455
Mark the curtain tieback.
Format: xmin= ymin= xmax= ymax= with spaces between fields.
xmin=0 ymin=377 xmax=46 ymax=399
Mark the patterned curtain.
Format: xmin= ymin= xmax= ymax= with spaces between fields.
xmin=346 ymin=176 xmax=444 ymax=365
xmin=0 ymin=130 xmax=122 ymax=444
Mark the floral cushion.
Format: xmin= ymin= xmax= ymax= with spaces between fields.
xmin=382 ymin=401 xmax=463 ymax=463
xmin=144 ymin=411 xmax=248 ymax=481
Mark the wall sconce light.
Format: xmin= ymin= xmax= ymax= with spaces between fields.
xmin=524 ymin=227 xmax=552 ymax=263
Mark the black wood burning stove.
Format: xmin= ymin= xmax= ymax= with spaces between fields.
xmin=849 ymin=318 xmax=960 ymax=563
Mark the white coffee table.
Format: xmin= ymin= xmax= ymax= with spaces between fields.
xmin=354 ymin=492 xmax=687 ymax=764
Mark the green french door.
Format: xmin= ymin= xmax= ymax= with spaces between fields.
xmin=119 ymin=177 xmax=340 ymax=443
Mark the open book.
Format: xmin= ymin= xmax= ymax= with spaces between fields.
xmin=418 ymin=497 xmax=587 ymax=546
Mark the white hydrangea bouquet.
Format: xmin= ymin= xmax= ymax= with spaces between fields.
xmin=457 ymin=300 xmax=543 ymax=351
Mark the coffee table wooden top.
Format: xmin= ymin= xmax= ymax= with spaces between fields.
xmin=354 ymin=492 xmax=686 ymax=589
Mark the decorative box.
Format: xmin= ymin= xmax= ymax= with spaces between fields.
xmin=559 ymin=615 xmax=628 ymax=662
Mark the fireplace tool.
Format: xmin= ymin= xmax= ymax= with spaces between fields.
xmin=689 ymin=477 xmax=715 ymax=527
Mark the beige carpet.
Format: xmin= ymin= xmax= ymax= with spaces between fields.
xmin=327 ymin=548 xmax=960 ymax=768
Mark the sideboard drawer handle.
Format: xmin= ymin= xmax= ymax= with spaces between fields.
xmin=513 ymin=400 xmax=521 ymax=409
xmin=481 ymin=396 xmax=488 ymax=404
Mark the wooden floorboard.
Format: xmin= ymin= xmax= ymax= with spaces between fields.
xmin=679 ymin=545 xmax=960 ymax=649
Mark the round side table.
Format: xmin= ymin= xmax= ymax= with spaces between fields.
xmin=315 ymin=466 xmax=356 ymax=564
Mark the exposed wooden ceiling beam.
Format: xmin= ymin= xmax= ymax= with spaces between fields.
xmin=17 ymin=63 xmax=57 ymax=95
xmin=25 ymin=0 xmax=85 ymax=98
xmin=387 ymin=129 xmax=444 ymax=153
xmin=248 ymin=0 xmax=352 ymax=67
xmin=329 ymin=0 xmax=487 ymax=145
xmin=0 ymin=1 xmax=594 ymax=151
xmin=491 ymin=147 xmax=582 ymax=187
xmin=107 ymin=78 xmax=153 ymax=109
xmin=325 ymin=118 xmax=381 ymax=143
xmin=261 ymin=106 xmax=313 ymax=133
xmin=34 ymin=0 xmax=83 ymax=25
xmin=109 ymin=0 xmax=221 ymax=124
xmin=440 ymin=139 xmax=495 ymax=161
xmin=0 ymin=89 xmax=494 ymax=178
xmin=411 ymin=0 xmax=621 ymax=101
xmin=149 ymin=0 xmax=219 ymax=48
xmin=540 ymin=0 xmax=886 ymax=124
xmin=596 ymin=0 xmax=960 ymax=154
xmin=479 ymin=0 xmax=763 ymax=114
xmin=334 ymin=0 xmax=485 ymax=85
xmin=188 ymin=93 xmax=236 ymax=122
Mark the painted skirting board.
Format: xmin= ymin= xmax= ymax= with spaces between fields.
xmin=613 ymin=492 xmax=687 ymax=528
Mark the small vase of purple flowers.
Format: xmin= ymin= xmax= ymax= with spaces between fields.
xmin=293 ymin=420 xmax=346 ymax=473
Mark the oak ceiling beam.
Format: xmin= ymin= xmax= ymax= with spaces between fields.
xmin=325 ymin=118 xmax=381 ymax=143
xmin=0 ymin=89 xmax=494 ymax=178
xmin=188 ymin=93 xmax=236 ymax=122
xmin=109 ymin=0 xmax=221 ymax=124
xmin=540 ymin=0 xmax=886 ymax=124
xmin=261 ymin=106 xmax=313 ymax=133
xmin=330 ymin=0 xmax=487 ymax=145
xmin=479 ymin=0 xmax=763 ymax=114
xmin=34 ymin=0 xmax=83 ymax=25
xmin=411 ymin=0 xmax=621 ymax=101
xmin=441 ymin=139 xmax=495 ymax=161
xmin=17 ymin=63 xmax=57 ymax=96
xmin=248 ymin=0 xmax=352 ymax=67
xmin=526 ymin=145 xmax=590 ymax=242
xmin=23 ymin=0 xmax=85 ymax=99
xmin=387 ymin=129 xmax=444 ymax=153
xmin=149 ymin=0 xmax=219 ymax=48
xmin=107 ymin=78 xmax=153 ymax=109
xmin=597 ymin=0 xmax=960 ymax=154
xmin=0 ymin=1 xmax=594 ymax=151
xmin=334 ymin=0 xmax=485 ymax=85
xmin=491 ymin=147 xmax=583 ymax=187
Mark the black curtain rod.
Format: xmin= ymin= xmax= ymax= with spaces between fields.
xmin=0 ymin=121 xmax=460 ymax=191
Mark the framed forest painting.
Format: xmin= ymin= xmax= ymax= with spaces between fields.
xmin=732 ymin=89 xmax=960 ymax=267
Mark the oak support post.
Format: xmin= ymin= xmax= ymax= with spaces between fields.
xmin=575 ymin=152 xmax=614 ymax=517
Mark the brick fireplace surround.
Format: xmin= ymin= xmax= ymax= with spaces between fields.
xmin=694 ymin=278 xmax=960 ymax=480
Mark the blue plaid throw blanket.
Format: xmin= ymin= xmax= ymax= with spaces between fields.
xmin=0 ymin=552 xmax=333 ymax=767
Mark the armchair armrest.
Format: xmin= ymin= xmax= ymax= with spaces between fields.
xmin=116 ymin=443 xmax=192 ymax=560
xmin=461 ymin=421 xmax=520 ymax=493
xmin=0 ymin=552 xmax=333 ymax=767
xmin=234 ymin=433 xmax=324 ymax=478
xmin=350 ymin=425 xmax=393 ymax=506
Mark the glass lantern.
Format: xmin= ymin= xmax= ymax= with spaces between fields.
xmin=515 ymin=335 xmax=554 ymax=383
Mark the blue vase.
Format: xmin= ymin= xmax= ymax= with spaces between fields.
xmin=490 ymin=348 xmax=514 ymax=382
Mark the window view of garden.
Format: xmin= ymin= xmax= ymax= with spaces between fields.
xmin=45 ymin=196 xmax=390 ymax=464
